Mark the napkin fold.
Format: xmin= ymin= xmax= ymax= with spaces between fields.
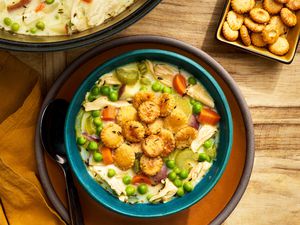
xmin=0 ymin=51 xmax=64 ymax=225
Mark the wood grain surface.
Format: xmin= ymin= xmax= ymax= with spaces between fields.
xmin=7 ymin=0 xmax=300 ymax=224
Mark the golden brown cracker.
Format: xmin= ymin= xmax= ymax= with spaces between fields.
xmin=244 ymin=17 xmax=265 ymax=32
xmin=262 ymin=24 xmax=279 ymax=44
xmin=286 ymin=0 xmax=300 ymax=11
xmin=227 ymin=10 xmax=244 ymax=30
xmin=222 ymin=21 xmax=239 ymax=41
xmin=268 ymin=36 xmax=290 ymax=55
xmin=280 ymin=8 xmax=297 ymax=27
xmin=263 ymin=0 xmax=283 ymax=14
xmin=250 ymin=8 xmax=271 ymax=23
xmin=231 ymin=0 xmax=254 ymax=13
xmin=251 ymin=32 xmax=267 ymax=47
xmin=240 ymin=25 xmax=252 ymax=46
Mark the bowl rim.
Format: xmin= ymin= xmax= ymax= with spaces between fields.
xmin=35 ymin=35 xmax=255 ymax=225
xmin=64 ymin=48 xmax=233 ymax=218
xmin=0 ymin=0 xmax=161 ymax=52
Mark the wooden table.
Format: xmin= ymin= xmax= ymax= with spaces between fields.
xmin=7 ymin=0 xmax=300 ymax=224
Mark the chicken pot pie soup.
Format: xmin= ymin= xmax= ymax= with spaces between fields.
xmin=0 ymin=0 xmax=134 ymax=35
xmin=75 ymin=60 xmax=221 ymax=204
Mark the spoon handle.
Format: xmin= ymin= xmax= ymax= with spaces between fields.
xmin=64 ymin=164 xmax=84 ymax=225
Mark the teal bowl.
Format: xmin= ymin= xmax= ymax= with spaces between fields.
xmin=64 ymin=49 xmax=233 ymax=218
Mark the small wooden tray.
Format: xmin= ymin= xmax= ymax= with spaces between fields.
xmin=35 ymin=36 xmax=255 ymax=225
xmin=216 ymin=0 xmax=300 ymax=64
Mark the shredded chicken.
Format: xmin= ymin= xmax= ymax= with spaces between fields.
xmin=191 ymin=125 xmax=217 ymax=152
xmin=188 ymin=162 xmax=212 ymax=185
xmin=186 ymin=83 xmax=215 ymax=108
xmin=83 ymin=96 xmax=130 ymax=111
xmin=150 ymin=179 xmax=178 ymax=203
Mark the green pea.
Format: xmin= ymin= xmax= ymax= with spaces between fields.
xmin=151 ymin=81 xmax=162 ymax=92
xmin=190 ymin=98 xmax=196 ymax=105
xmin=93 ymin=117 xmax=102 ymax=127
xmin=139 ymin=86 xmax=148 ymax=91
xmin=76 ymin=136 xmax=86 ymax=145
xmin=45 ymin=0 xmax=54 ymax=4
xmin=198 ymin=152 xmax=210 ymax=162
xmin=87 ymin=94 xmax=96 ymax=102
xmin=146 ymin=194 xmax=153 ymax=201
xmin=176 ymin=187 xmax=185 ymax=197
xmin=168 ymin=172 xmax=177 ymax=181
xmin=192 ymin=102 xmax=203 ymax=114
xmin=140 ymin=77 xmax=151 ymax=85
xmin=162 ymin=86 xmax=172 ymax=93
xmin=204 ymin=139 xmax=214 ymax=149
xmin=87 ymin=141 xmax=98 ymax=151
xmin=3 ymin=17 xmax=12 ymax=26
xmin=166 ymin=160 xmax=176 ymax=169
xmin=183 ymin=182 xmax=194 ymax=192
xmin=36 ymin=21 xmax=45 ymax=31
xmin=122 ymin=175 xmax=132 ymax=185
xmin=93 ymin=152 xmax=103 ymax=162
xmin=188 ymin=77 xmax=197 ymax=85
xmin=125 ymin=185 xmax=136 ymax=196
xmin=108 ymin=91 xmax=118 ymax=102
xmin=96 ymin=125 xmax=103 ymax=135
xmin=11 ymin=23 xmax=20 ymax=32
xmin=91 ymin=110 xmax=100 ymax=117
xmin=91 ymin=86 xmax=100 ymax=96
xmin=173 ymin=178 xmax=183 ymax=187
xmin=179 ymin=169 xmax=189 ymax=180
xmin=30 ymin=27 xmax=37 ymax=34
xmin=137 ymin=184 xmax=148 ymax=195
xmin=107 ymin=169 xmax=116 ymax=178
xmin=100 ymin=86 xmax=111 ymax=96
xmin=173 ymin=167 xmax=181 ymax=174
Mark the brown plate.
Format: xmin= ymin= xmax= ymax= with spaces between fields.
xmin=35 ymin=35 xmax=254 ymax=225
xmin=216 ymin=0 xmax=300 ymax=64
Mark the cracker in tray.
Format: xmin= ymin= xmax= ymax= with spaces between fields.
xmin=221 ymin=0 xmax=299 ymax=56
xmin=269 ymin=36 xmax=290 ymax=55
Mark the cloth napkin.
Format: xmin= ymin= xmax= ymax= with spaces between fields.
xmin=0 ymin=51 xmax=64 ymax=225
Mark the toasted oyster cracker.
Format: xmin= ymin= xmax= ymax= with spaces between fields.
xmin=262 ymin=24 xmax=279 ymax=44
xmin=227 ymin=10 xmax=244 ymax=30
xmin=280 ymin=8 xmax=297 ymax=27
xmin=263 ymin=0 xmax=283 ymax=14
xmin=251 ymin=32 xmax=267 ymax=47
xmin=222 ymin=21 xmax=239 ymax=41
xmin=158 ymin=93 xmax=176 ymax=117
xmin=140 ymin=155 xmax=163 ymax=176
xmin=250 ymin=8 xmax=270 ymax=23
xmin=240 ymin=25 xmax=252 ymax=46
xmin=142 ymin=135 xmax=164 ymax=157
xmin=244 ymin=17 xmax=265 ymax=32
xmin=116 ymin=105 xmax=138 ymax=126
xmin=255 ymin=1 xmax=264 ymax=8
xmin=138 ymin=101 xmax=160 ymax=124
xmin=269 ymin=16 xmax=288 ymax=34
xmin=175 ymin=126 xmax=198 ymax=149
xmin=132 ymin=91 xmax=155 ymax=109
xmin=231 ymin=0 xmax=254 ymax=13
xmin=286 ymin=0 xmax=300 ymax=11
xmin=114 ymin=144 xmax=135 ymax=170
xmin=269 ymin=36 xmax=290 ymax=55
xmin=101 ymin=123 xmax=124 ymax=149
xmin=159 ymin=129 xmax=175 ymax=157
xmin=123 ymin=121 xmax=145 ymax=143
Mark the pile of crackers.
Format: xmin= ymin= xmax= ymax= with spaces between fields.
xmin=222 ymin=0 xmax=299 ymax=56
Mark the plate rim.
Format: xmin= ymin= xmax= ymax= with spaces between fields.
xmin=35 ymin=35 xmax=255 ymax=224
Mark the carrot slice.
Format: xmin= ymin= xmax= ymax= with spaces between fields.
xmin=82 ymin=0 xmax=93 ymax=2
xmin=35 ymin=2 xmax=45 ymax=12
xmin=132 ymin=175 xmax=152 ymax=185
xmin=7 ymin=0 xmax=31 ymax=11
xmin=173 ymin=74 xmax=187 ymax=95
xmin=102 ymin=106 xmax=117 ymax=121
xmin=101 ymin=147 xmax=114 ymax=165
xmin=198 ymin=108 xmax=221 ymax=125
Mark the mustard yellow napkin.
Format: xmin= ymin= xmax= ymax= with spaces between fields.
xmin=0 ymin=51 xmax=65 ymax=225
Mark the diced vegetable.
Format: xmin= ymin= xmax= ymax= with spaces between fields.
xmin=35 ymin=3 xmax=45 ymax=12
xmin=175 ymin=149 xmax=198 ymax=170
xmin=198 ymin=152 xmax=210 ymax=162
xmin=101 ymin=147 xmax=114 ymax=165
xmin=116 ymin=67 xmax=139 ymax=85
xmin=87 ymin=141 xmax=98 ymax=151
xmin=125 ymin=185 xmax=136 ymax=196
xmin=93 ymin=152 xmax=103 ymax=162
xmin=77 ymin=136 xmax=87 ymax=145
xmin=173 ymin=74 xmax=187 ymax=95
xmin=198 ymin=108 xmax=221 ymax=125
xmin=137 ymin=184 xmax=148 ymax=195
xmin=102 ymin=106 xmax=117 ymax=121
xmin=177 ymin=187 xmax=185 ymax=197
xmin=7 ymin=0 xmax=31 ymax=11
xmin=107 ymin=169 xmax=116 ymax=178
xmin=168 ymin=172 xmax=177 ymax=181
xmin=132 ymin=175 xmax=152 ymax=185
xmin=183 ymin=182 xmax=194 ymax=192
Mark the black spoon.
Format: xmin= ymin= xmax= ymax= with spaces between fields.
xmin=40 ymin=99 xmax=84 ymax=225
